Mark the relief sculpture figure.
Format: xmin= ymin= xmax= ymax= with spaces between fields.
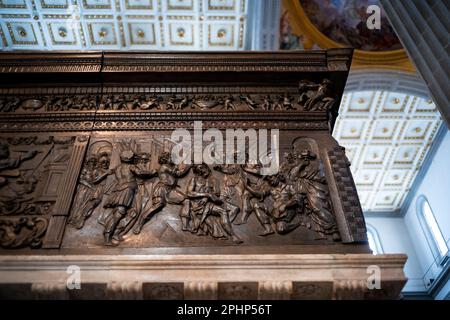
xmin=67 ymin=138 xmax=342 ymax=246
xmin=181 ymin=163 xmax=242 ymax=244
xmin=102 ymin=150 xmax=157 ymax=245
xmin=237 ymin=161 xmax=274 ymax=235
xmin=68 ymin=152 xmax=111 ymax=229
xmin=133 ymin=152 xmax=190 ymax=235
xmin=214 ymin=155 xmax=273 ymax=236
xmin=114 ymin=152 xmax=152 ymax=240
xmin=299 ymin=79 xmax=335 ymax=111
xmin=0 ymin=143 xmax=37 ymax=188
xmin=287 ymin=150 xmax=340 ymax=240
xmin=266 ymin=174 xmax=303 ymax=234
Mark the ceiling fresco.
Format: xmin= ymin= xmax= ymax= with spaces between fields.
xmin=300 ymin=0 xmax=401 ymax=51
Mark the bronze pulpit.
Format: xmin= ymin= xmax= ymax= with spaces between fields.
xmin=0 ymin=50 xmax=407 ymax=299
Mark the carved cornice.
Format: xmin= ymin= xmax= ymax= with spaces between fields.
xmin=0 ymin=121 xmax=94 ymax=132
xmin=0 ymin=50 xmax=352 ymax=75
xmin=92 ymin=111 xmax=328 ymax=130
xmin=0 ymin=253 xmax=408 ymax=269
xmin=0 ymin=52 xmax=103 ymax=73
xmin=92 ymin=120 xmax=329 ymax=131
xmin=102 ymin=49 xmax=352 ymax=73
xmin=0 ymin=51 xmax=351 ymax=132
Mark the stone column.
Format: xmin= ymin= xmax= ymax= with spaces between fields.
xmin=380 ymin=0 xmax=450 ymax=128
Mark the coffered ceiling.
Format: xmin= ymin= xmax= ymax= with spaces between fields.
xmin=333 ymin=91 xmax=443 ymax=213
xmin=0 ymin=0 xmax=249 ymax=50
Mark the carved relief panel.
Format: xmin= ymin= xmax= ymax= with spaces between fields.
xmin=62 ymin=131 xmax=346 ymax=248
xmin=0 ymin=134 xmax=88 ymax=249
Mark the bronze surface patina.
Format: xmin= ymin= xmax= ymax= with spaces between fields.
xmin=0 ymin=49 xmax=368 ymax=253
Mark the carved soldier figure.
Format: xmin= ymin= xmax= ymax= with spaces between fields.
xmin=213 ymin=164 xmax=242 ymax=222
xmin=215 ymin=152 xmax=273 ymax=235
xmin=240 ymin=167 xmax=275 ymax=236
xmin=102 ymin=150 xmax=157 ymax=245
xmin=182 ymin=163 xmax=242 ymax=244
xmin=133 ymin=151 xmax=190 ymax=235
xmin=114 ymin=152 xmax=153 ymax=240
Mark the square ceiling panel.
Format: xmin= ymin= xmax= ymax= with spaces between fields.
xmin=127 ymin=21 xmax=156 ymax=46
xmin=82 ymin=0 xmax=113 ymax=10
xmin=86 ymin=21 xmax=119 ymax=47
xmin=38 ymin=0 xmax=70 ymax=9
xmin=124 ymin=0 xmax=154 ymax=10
xmin=1 ymin=20 xmax=43 ymax=49
xmin=0 ymin=0 xmax=28 ymax=9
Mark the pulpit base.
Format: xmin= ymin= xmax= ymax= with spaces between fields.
xmin=0 ymin=253 xmax=407 ymax=299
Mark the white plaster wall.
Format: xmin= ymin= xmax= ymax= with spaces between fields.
xmin=403 ymin=129 xmax=450 ymax=291
xmin=365 ymin=216 xmax=426 ymax=292
xmin=366 ymin=129 xmax=450 ymax=294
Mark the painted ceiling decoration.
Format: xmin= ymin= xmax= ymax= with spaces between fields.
xmin=282 ymin=0 xmax=414 ymax=71
xmin=301 ymin=0 xmax=401 ymax=51
xmin=0 ymin=0 xmax=249 ymax=51
xmin=333 ymin=90 xmax=442 ymax=213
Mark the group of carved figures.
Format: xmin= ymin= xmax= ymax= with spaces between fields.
xmin=0 ymin=96 xmax=97 ymax=112
xmin=0 ymin=141 xmax=48 ymax=248
xmin=98 ymin=79 xmax=334 ymax=112
xmin=0 ymin=79 xmax=335 ymax=113
xmin=0 ymin=143 xmax=38 ymax=215
xmin=69 ymin=143 xmax=340 ymax=246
